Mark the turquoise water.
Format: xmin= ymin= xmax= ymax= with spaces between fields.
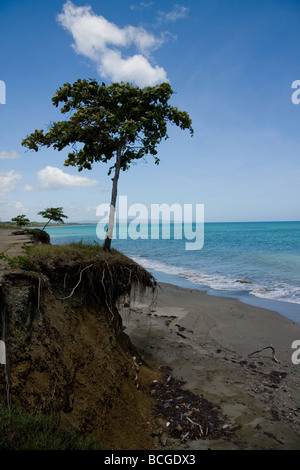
xmin=45 ymin=221 xmax=300 ymax=322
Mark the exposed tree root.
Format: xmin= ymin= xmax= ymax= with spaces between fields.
xmin=21 ymin=247 xmax=157 ymax=336
xmin=47 ymin=264 xmax=94 ymax=301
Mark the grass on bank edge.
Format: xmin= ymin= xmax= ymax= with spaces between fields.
xmin=0 ymin=241 xmax=156 ymax=289
xmin=0 ymin=240 xmax=133 ymax=271
xmin=0 ymin=401 xmax=100 ymax=450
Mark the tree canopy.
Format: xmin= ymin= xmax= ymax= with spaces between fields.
xmin=38 ymin=207 xmax=68 ymax=230
xmin=22 ymin=79 xmax=194 ymax=250
xmin=11 ymin=215 xmax=30 ymax=228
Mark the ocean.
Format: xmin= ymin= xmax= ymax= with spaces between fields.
xmin=45 ymin=221 xmax=300 ymax=323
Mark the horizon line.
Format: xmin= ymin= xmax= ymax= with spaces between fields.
xmin=25 ymin=219 xmax=300 ymax=225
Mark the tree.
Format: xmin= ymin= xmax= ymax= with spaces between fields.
xmin=11 ymin=214 xmax=30 ymax=228
xmin=38 ymin=207 xmax=68 ymax=230
xmin=22 ymin=79 xmax=194 ymax=251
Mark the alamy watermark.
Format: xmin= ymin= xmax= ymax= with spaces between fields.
xmin=291 ymin=340 xmax=300 ymax=365
xmin=291 ymin=80 xmax=300 ymax=105
xmin=0 ymin=340 xmax=6 ymax=365
xmin=0 ymin=80 xmax=6 ymax=104
xmin=96 ymin=196 xmax=204 ymax=250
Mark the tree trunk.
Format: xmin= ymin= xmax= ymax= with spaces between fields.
xmin=103 ymin=144 xmax=123 ymax=252
xmin=42 ymin=219 xmax=51 ymax=231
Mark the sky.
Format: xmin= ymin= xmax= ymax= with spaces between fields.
xmin=0 ymin=0 xmax=300 ymax=223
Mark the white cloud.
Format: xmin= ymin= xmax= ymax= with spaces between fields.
xmin=0 ymin=171 xmax=23 ymax=220
xmin=130 ymin=2 xmax=153 ymax=11
xmin=158 ymin=4 xmax=189 ymax=22
xmin=0 ymin=198 xmax=25 ymax=219
xmin=99 ymin=49 xmax=167 ymax=87
xmin=14 ymin=201 xmax=24 ymax=210
xmin=37 ymin=166 xmax=99 ymax=190
xmin=0 ymin=151 xmax=21 ymax=160
xmin=23 ymin=184 xmax=34 ymax=192
xmin=0 ymin=170 xmax=22 ymax=193
xmin=57 ymin=0 xmax=168 ymax=86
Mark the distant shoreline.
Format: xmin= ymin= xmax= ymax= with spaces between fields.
xmin=2 ymin=220 xmax=300 ymax=229
xmin=37 ymin=220 xmax=300 ymax=225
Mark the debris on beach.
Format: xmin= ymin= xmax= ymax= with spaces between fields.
xmin=150 ymin=366 xmax=239 ymax=442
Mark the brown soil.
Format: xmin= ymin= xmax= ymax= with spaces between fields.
xmin=0 ymin=270 xmax=162 ymax=449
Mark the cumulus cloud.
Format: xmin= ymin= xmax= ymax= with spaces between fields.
xmin=37 ymin=166 xmax=99 ymax=190
xmin=0 ymin=170 xmax=22 ymax=193
xmin=57 ymin=0 xmax=168 ymax=86
xmin=158 ymin=4 xmax=189 ymax=22
xmin=0 ymin=151 xmax=21 ymax=160
xmin=99 ymin=49 xmax=167 ymax=87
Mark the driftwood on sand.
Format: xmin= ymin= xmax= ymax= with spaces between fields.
xmin=248 ymin=345 xmax=281 ymax=364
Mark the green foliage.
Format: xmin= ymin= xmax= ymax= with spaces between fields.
xmin=38 ymin=207 xmax=68 ymax=223
xmin=38 ymin=207 xmax=68 ymax=230
xmin=0 ymin=222 xmax=15 ymax=229
xmin=11 ymin=214 xmax=30 ymax=227
xmin=1 ymin=242 xmax=131 ymax=272
xmin=24 ymin=241 xmax=132 ymax=267
xmin=0 ymin=251 xmax=35 ymax=271
xmin=22 ymin=79 xmax=194 ymax=175
xmin=22 ymin=79 xmax=194 ymax=251
xmin=8 ymin=255 xmax=36 ymax=270
xmin=0 ymin=402 xmax=100 ymax=450
xmin=27 ymin=240 xmax=102 ymax=261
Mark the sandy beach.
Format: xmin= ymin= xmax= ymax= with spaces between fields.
xmin=1 ymin=228 xmax=300 ymax=450
xmin=121 ymin=282 xmax=300 ymax=450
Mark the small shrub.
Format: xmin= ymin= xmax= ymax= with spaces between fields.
xmin=6 ymin=255 xmax=36 ymax=271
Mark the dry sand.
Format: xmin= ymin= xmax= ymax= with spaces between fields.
xmin=0 ymin=228 xmax=34 ymax=281
xmin=120 ymin=282 xmax=300 ymax=450
xmin=0 ymin=229 xmax=33 ymax=258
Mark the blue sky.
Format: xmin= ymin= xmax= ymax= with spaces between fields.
xmin=0 ymin=0 xmax=300 ymax=223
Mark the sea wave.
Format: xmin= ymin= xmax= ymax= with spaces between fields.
xmin=249 ymin=283 xmax=300 ymax=304
xmin=132 ymin=255 xmax=300 ymax=305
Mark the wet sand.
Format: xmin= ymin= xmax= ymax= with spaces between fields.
xmin=121 ymin=282 xmax=300 ymax=450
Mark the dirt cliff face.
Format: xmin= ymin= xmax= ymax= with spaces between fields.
xmin=0 ymin=267 xmax=159 ymax=450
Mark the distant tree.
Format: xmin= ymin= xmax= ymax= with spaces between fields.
xmin=38 ymin=207 xmax=68 ymax=230
xmin=11 ymin=214 xmax=30 ymax=228
xmin=22 ymin=79 xmax=194 ymax=251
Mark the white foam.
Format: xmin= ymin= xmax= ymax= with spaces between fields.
xmin=250 ymin=283 xmax=300 ymax=304
xmin=132 ymin=255 xmax=300 ymax=305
